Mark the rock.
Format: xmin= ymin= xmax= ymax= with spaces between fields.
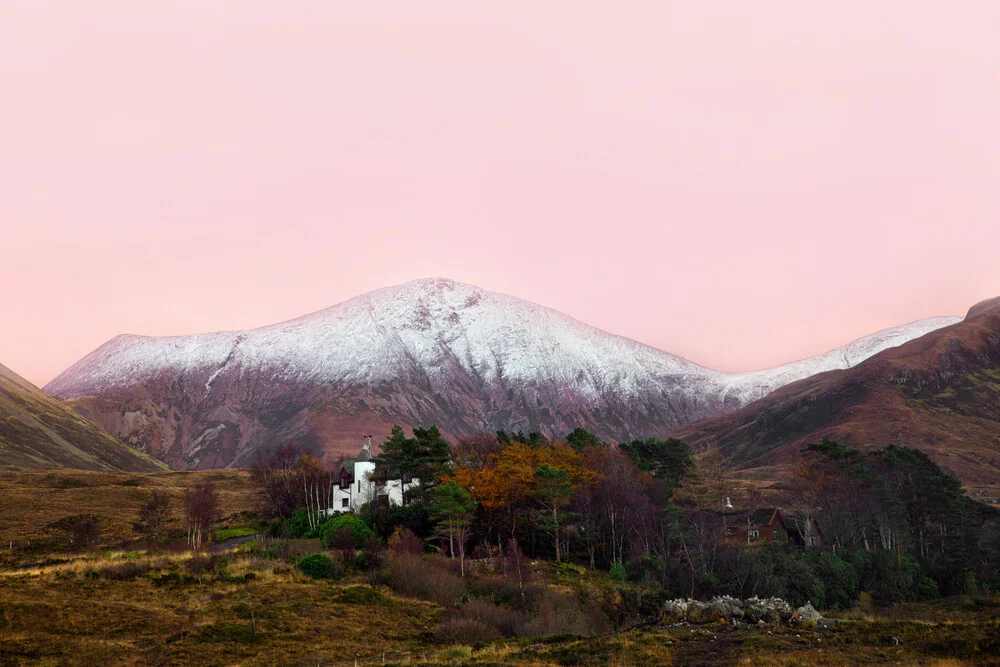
xmin=796 ymin=603 xmax=822 ymax=622
xmin=708 ymin=595 xmax=743 ymax=621
xmin=686 ymin=600 xmax=712 ymax=624
xmin=662 ymin=598 xmax=689 ymax=622
xmin=743 ymin=597 xmax=789 ymax=624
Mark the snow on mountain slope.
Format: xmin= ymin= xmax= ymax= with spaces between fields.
xmin=720 ymin=316 xmax=963 ymax=404
xmin=43 ymin=278 xmax=961 ymax=469
xmin=46 ymin=278 xmax=960 ymax=403
xmin=46 ymin=278 xmax=707 ymax=398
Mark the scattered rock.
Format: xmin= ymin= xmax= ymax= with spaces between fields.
xmin=686 ymin=600 xmax=712 ymax=624
xmin=707 ymin=595 xmax=743 ymax=621
xmin=662 ymin=598 xmax=689 ymax=622
xmin=796 ymin=603 xmax=822 ymax=622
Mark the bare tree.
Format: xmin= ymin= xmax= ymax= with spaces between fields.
xmin=451 ymin=432 xmax=502 ymax=468
xmin=250 ymin=443 xmax=302 ymax=519
xmin=185 ymin=481 xmax=219 ymax=554
xmin=297 ymin=453 xmax=333 ymax=532
xmin=499 ymin=538 xmax=532 ymax=605
xmin=135 ymin=490 xmax=173 ymax=543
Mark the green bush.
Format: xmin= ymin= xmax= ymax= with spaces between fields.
xmin=918 ymin=576 xmax=941 ymax=600
xmin=963 ymin=570 xmax=980 ymax=596
xmin=625 ymin=555 xmax=665 ymax=586
xmin=609 ymin=562 xmax=628 ymax=582
xmin=285 ymin=508 xmax=318 ymax=539
xmin=297 ymin=553 xmax=339 ymax=580
xmin=803 ymin=549 xmax=859 ymax=610
xmin=850 ymin=549 xmax=922 ymax=604
xmin=781 ymin=555 xmax=825 ymax=608
xmin=319 ymin=514 xmax=375 ymax=549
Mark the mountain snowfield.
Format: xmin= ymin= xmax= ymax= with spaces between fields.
xmin=45 ymin=278 xmax=961 ymax=468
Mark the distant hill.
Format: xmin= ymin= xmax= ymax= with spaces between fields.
xmin=673 ymin=297 xmax=1000 ymax=489
xmin=44 ymin=278 xmax=959 ymax=469
xmin=0 ymin=362 xmax=166 ymax=472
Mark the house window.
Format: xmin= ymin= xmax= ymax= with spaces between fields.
xmin=339 ymin=475 xmax=350 ymax=490
xmin=342 ymin=498 xmax=349 ymax=508
xmin=748 ymin=529 xmax=759 ymax=541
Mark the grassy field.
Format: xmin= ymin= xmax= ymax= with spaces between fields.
xmin=1 ymin=469 xmax=998 ymax=666
xmin=0 ymin=469 xmax=255 ymax=552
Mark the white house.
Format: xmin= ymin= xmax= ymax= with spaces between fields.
xmin=329 ymin=443 xmax=419 ymax=513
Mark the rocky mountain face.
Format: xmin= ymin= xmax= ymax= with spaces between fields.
xmin=673 ymin=297 xmax=1000 ymax=490
xmin=45 ymin=278 xmax=960 ymax=469
xmin=0 ymin=362 xmax=166 ymax=472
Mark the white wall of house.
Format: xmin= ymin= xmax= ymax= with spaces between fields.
xmin=327 ymin=461 xmax=417 ymax=514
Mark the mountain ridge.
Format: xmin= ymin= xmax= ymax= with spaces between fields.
xmin=44 ymin=278 xmax=961 ymax=469
xmin=671 ymin=295 xmax=1000 ymax=489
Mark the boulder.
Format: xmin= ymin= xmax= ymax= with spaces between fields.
xmin=708 ymin=595 xmax=743 ymax=621
xmin=796 ymin=602 xmax=822 ymax=622
xmin=662 ymin=599 xmax=689 ymax=622
xmin=686 ymin=600 xmax=712 ymax=624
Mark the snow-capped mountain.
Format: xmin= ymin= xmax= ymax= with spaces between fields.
xmin=45 ymin=278 xmax=961 ymax=469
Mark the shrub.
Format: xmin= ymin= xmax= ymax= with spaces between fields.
xmin=334 ymin=586 xmax=390 ymax=607
xmin=320 ymin=515 xmax=374 ymax=549
xmin=466 ymin=574 xmax=543 ymax=610
xmin=918 ymin=576 xmax=941 ymax=600
xmin=781 ymin=556 xmax=824 ymax=608
xmin=457 ymin=599 xmax=529 ymax=637
xmin=803 ymin=550 xmax=859 ymax=610
xmin=388 ymin=526 xmax=425 ymax=555
xmin=377 ymin=553 xmax=466 ymax=607
xmin=358 ymin=534 xmax=386 ymax=571
xmin=297 ymin=553 xmax=340 ymax=580
xmin=49 ymin=514 xmax=102 ymax=549
xmin=152 ymin=572 xmax=194 ymax=588
xmin=609 ymin=562 xmax=628 ymax=582
xmin=98 ymin=560 xmax=152 ymax=581
xmin=963 ymin=570 xmax=980 ymax=597
xmin=625 ymin=554 xmax=665 ymax=585
xmin=851 ymin=549 xmax=922 ymax=604
xmin=522 ymin=590 xmax=610 ymax=637
xmin=434 ymin=619 xmax=501 ymax=645
xmin=285 ymin=508 xmax=317 ymax=539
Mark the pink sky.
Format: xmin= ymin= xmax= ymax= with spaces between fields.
xmin=2 ymin=1 xmax=998 ymax=387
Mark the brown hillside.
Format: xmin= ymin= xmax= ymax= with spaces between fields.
xmin=0 ymin=363 xmax=166 ymax=472
xmin=673 ymin=297 xmax=1000 ymax=492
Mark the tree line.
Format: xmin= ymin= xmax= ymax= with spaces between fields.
xmin=250 ymin=426 xmax=1000 ymax=609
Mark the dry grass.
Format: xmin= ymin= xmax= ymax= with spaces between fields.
xmin=0 ymin=468 xmax=255 ymax=550
xmin=2 ymin=469 xmax=999 ymax=665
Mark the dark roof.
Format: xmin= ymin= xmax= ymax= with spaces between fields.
xmin=337 ymin=446 xmax=372 ymax=480
xmin=747 ymin=508 xmax=779 ymax=526
xmin=784 ymin=514 xmax=822 ymax=537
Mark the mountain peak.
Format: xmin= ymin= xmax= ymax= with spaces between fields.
xmin=43 ymin=282 xmax=964 ymax=469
